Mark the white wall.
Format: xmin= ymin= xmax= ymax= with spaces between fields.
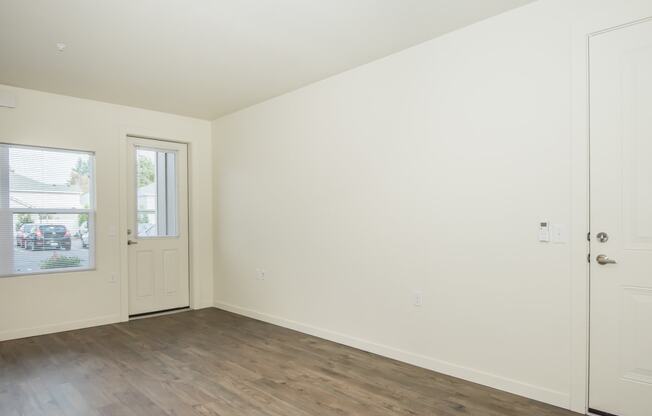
xmin=0 ymin=85 xmax=213 ymax=340
xmin=212 ymin=0 xmax=644 ymax=411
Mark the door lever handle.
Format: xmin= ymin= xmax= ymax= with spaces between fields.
xmin=127 ymin=240 xmax=138 ymax=245
xmin=596 ymin=254 xmax=616 ymax=265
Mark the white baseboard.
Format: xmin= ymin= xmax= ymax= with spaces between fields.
xmin=0 ymin=314 xmax=121 ymax=342
xmin=214 ymin=301 xmax=571 ymax=410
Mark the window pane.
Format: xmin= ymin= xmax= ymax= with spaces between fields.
xmin=11 ymin=213 xmax=91 ymax=274
xmin=8 ymin=146 xmax=91 ymax=210
xmin=137 ymin=149 xmax=158 ymax=237
xmin=0 ymin=144 xmax=95 ymax=277
xmin=136 ymin=148 xmax=177 ymax=237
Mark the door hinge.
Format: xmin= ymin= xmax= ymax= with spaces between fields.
xmin=587 ymin=232 xmax=591 ymax=242
xmin=587 ymin=253 xmax=591 ymax=263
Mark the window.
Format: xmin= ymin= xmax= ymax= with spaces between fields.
xmin=136 ymin=147 xmax=177 ymax=237
xmin=0 ymin=144 xmax=95 ymax=277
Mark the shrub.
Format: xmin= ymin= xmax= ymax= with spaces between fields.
xmin=41 ymin=254 xmax=82 ymax=269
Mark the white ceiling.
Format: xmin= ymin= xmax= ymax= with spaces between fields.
xmin=0 ymin=0 xmax=534 ymax=120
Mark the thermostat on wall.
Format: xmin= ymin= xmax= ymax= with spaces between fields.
xmin=539 ymin=221 xmax=550 ymax=242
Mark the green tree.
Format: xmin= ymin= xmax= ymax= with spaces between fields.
xmin=15 ymin=213 xmax=33 ymax=231
xmin=137 ymin=155 xmax=156 ymax=187
xmin=79 ymin=211 xmax=89 ymax=226
xmin=68 ymin=158 xmax=90 ymax=193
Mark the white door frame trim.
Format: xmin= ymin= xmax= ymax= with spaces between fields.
xmin=570 ymin=4 xmax=652 ymax=413
xmin=118 ymin=129 xmax=197 ymax=321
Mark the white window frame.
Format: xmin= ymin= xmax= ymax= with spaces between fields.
xmin=0 ymin=143 xmax=96 ymax=277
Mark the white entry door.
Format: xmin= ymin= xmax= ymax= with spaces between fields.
xmin=589 ymin=18 xmax=652 ymax=416
xmin=127 ymin=137 xmax=189 ymax=315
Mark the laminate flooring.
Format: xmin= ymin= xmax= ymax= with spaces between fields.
xmin=0 ymin=308 xmax=578 ymax=416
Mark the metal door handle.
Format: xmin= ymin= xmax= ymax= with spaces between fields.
xmin=596 ymin=254 xmax=616 ymax=265
xmin=127 ymin=240 xmax=138 ymax=245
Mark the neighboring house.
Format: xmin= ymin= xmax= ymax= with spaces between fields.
xmin=80 ymin=192 xmax=90 ymax=208
xmin=137 ymin=182 xmax=158 ymax=236
xmin=10 ymin=172 xmax=83 ymax=235
xmin=137 ymin=182 xmax=156 ymax=211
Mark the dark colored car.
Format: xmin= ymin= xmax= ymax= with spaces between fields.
xmin=24 ymin=224 xmax=72 ymax=251
xmin=15 ymin=224 xmax=36 ymax=248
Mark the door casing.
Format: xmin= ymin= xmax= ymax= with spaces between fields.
xmin=118 ymin=132 xmax=199 ymax=321
xmin=571 ymin=3 xmax=652 ymax=414
xmin=126 ymin=136 xmax=190 ymax=315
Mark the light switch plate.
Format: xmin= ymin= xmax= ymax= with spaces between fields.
xmin=551 ymin=223 xmax=566 ymax=243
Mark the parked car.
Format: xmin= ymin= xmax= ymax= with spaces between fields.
xmin=24 ymin=224 xmax=72 ymax=251
xmin=15 ymin=224 xmax=36 ymax=248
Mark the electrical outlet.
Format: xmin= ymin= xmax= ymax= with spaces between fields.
xmin=256 ymin=268 xmax=266 ymax=280
xmin=413 ymin=291 xmax=423 ymax=307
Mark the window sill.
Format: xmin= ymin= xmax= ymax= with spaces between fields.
xmin=0 ymin=267 xmax=97 ymax=279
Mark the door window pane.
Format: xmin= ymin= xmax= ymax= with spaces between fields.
xmin=136 ymin=148 xmax=177 ymax=237
xmin=137 ymin=149 xmax=158 ymax=236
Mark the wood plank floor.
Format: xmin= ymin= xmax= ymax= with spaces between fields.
xmin=0 ymin=308 xmax=578 ymax=416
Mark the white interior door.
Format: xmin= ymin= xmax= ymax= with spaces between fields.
xmin=589 ymin=18 xmax=652 ymax=416
xmin=127 ymin=137 xmax=189 ymax=315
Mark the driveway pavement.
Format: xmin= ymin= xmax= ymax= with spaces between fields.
xmin=14 ymin=238 xmax=90 ymax=273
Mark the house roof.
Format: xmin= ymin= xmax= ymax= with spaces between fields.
xmin=10 ymin=171 xmax=81 ymax=193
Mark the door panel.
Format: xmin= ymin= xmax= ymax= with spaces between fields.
xmin=163 ymin=249 xmax=180 ymax=294
xmin=589 ymin=18 xmax=652 ymax=416
xmin=127 ymin=137 xmax=189 ymax=315
xmin=621 ymin=287 xmax=652 ymax=384
xmin=623 ymin=41 xmax=652 ymax=250
xmin=135 ymin=250 xmax=155 ymax=298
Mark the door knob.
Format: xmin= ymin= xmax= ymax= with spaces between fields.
xmin=596 ymin=254 xmax=616 ymax=265
xmin=127 ymin=240 xmax=138 ymax=245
